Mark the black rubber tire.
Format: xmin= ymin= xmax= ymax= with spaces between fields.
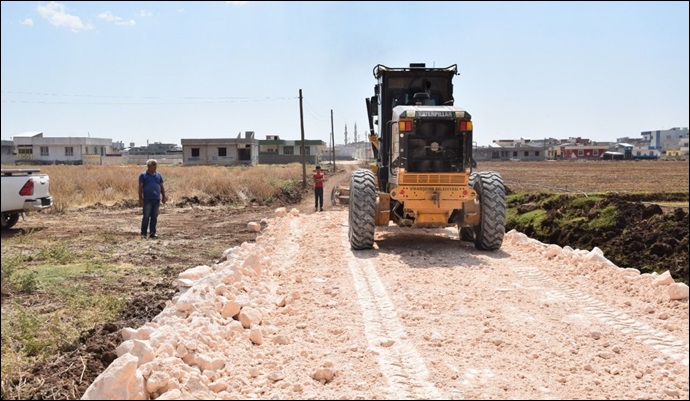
xmin=348 ymin=169 xmax=377 ymax=250
xmin=472 ymin=171 xmax=506 ymax=251
xmin=459 ymin=226 xmax=475 ymax=241
xmin=1 ymin=213 xmax=20 ymax=230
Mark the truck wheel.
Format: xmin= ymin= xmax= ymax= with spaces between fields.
xmin=473 ymin=172 xmax=506 ymax=251
xmin=459 ymin=226 xmax=475 ymax=241
xmin=1 ymin=213 xmax=20 ymax=230
xmin=349 ymin=169 xmax=377 ymax=250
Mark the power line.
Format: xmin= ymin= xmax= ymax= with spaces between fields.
xmin=1 ymin=97 xmax=297 ymax=105
xmin=303 ymin=98 xmax=324 ymax=120
xmin=1 ymin=90 xmax=297 ymax=105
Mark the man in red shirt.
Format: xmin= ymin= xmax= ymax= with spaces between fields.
xmin=313 ymin=165 xmax=325 ymax=212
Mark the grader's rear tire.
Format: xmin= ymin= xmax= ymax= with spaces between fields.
xmin=473 ymin=171 xmax=506 ymax=251
xmin=348 ymin=169 xmax=376 ymax=250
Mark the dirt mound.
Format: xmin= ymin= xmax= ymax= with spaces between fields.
xmin=10 ymin=280 xmax=175 ymax=400
xmin=508 ymin=193 xmax=689 ymax=284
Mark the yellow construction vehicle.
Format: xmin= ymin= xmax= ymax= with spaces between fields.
xmin=348 ymin=63 xmax=506 ymax=251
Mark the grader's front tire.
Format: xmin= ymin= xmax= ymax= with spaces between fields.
xmin=473 ymin=172 xmax=506 ymax=251
xmin=348 ymin=169 xmax=376 ymax=250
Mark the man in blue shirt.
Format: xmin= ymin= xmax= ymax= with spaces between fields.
xmin=138 ymin=159 xmax=167 ymax=239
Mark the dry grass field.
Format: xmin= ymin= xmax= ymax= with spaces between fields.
xmin=24 ymin=163 xmax=306 ymax=212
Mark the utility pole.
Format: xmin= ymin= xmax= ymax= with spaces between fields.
xmin=299 ymin=89 xmax=306 ymax=188
xmin=330 ymin=109 xmax=336 ymax=172
xmin=344 ymin=124 xmax=348 ymax=145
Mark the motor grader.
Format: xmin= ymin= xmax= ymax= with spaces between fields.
xmin=347 ymin=63 xmax=506 ymax=251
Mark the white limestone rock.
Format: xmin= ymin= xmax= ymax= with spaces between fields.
xmin=82 ymin=354 xmax=146 ymax=400
xmin=178 ymin=265 xmax=213 ymax=282
xmin=668 ymin=283 xmax=689 ymax=300
xmin=653 ymin=271 xmax=675 ymax=286
xmin=239 ymin=307 xmax=263 ymax=328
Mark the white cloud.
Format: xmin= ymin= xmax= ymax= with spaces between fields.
xmin=98 ymin=11 xmax=135 ymax=26
xmin=21 ymin=18 xmax=34 ymax=26
xmin=36 ymin=1 xmax=93 ymax=32
xmin=138 ymin=10 xmax=153 ymax=17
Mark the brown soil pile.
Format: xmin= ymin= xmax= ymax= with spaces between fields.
xmin=507 ymin=192 xmax=689 ymax=284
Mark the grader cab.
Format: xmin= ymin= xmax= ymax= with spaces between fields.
xmin=348 ymin=63 xmax=506 ymax=251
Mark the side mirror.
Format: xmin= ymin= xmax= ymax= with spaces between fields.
xmin=374 ymin=84 xmax=379 ymax=95
xmin=370 ymin=96 xmax=379 ymax=116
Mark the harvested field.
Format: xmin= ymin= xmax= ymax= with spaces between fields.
xmin=477 ymin=159 xmax=689 ymax=195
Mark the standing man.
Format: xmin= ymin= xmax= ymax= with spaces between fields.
xmin=313 ymin=165 xmax=325 ymax=212
xmin=139 ymin=159 xmax=167 ymax=239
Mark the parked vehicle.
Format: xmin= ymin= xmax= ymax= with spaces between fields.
xmin=1 ymin=169 xmax=53 ymax=230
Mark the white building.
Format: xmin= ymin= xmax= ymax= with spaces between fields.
xmin=11 ymin=132 xmax=114 ymax=165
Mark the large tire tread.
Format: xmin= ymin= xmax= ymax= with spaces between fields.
xmin=348 ymin=169 xmax=377 ymax=250
xmin=473 ymin=171 xmax=506 ymax=251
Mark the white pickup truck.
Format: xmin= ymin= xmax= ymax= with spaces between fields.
xmin=1 ymin=169 xmax=53 ymax=230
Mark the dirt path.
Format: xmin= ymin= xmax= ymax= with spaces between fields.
xmin=292 ymin=160 xmax=361 ymax=214
xmin=83 ymin=191 xmax=689 ymax=399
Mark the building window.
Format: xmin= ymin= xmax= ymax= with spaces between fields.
xmin=283 ymin=146 xmax=294 ymax=155
xmin=593 ymin=149 xmax=599 ymax=156
xmin=40 ymin=146 xmax=49 ymax=157
xmin=513 ymin=151 xmax=518 ymax=157
xmin=578 ymin=149 xmax=584 ymax=156
xmin=218 ymin=147 xmax=227 ymax=157
xmin=535 ymin=151 xmax=540 ymax=157
xmin=304 ymin=146 xmax=310 ymax=156
xmin=524 ymin=151 xmax=529 ymax=157
xmin=191 ymin=148 xmax=200 ymax=157
xmin=65 ymin=147 xmax=74 ymax=156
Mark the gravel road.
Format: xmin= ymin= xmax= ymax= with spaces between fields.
xmin=82 ymin=202 xmax=689 ymax=400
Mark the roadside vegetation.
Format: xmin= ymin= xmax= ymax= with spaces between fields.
xmin=505 ymin=191 xmax=689 ymax=285
xmin=1 ymin=163 xmax=306 ymax=399
xmin=4 ymin=163 xmax=306 ymax=212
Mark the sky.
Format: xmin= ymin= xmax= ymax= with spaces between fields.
xmin=1 ymin=1 xmax=688 ymax=147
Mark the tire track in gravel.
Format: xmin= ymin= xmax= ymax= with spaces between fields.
xmin=512 ymin=265 xmax=689 ymax=366
xmin=338 ymin=215 xmax=444 ymax=400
